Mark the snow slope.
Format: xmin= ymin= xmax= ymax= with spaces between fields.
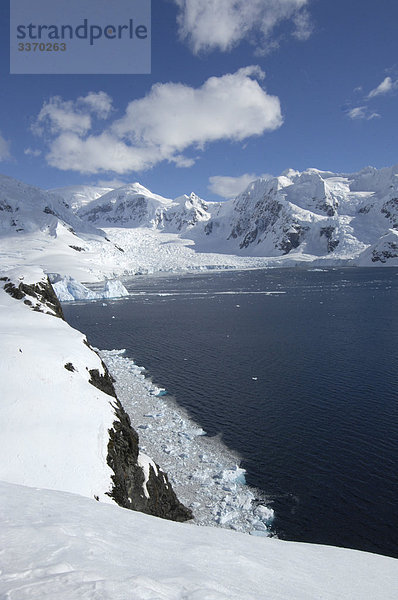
xmin=0 ymin=268 xmax=191 ymax=522
xmin=0 ymin=267 xmax=115 ymax=501
xmin=1 ymin=481 xmax=397 ymax=600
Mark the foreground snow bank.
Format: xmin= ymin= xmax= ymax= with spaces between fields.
xmin=0 ymin=270 xmax=115 ymax=500
xmin=0 ymin=269 xmax=191 ymax=521
xmin=1 ymin=481 xmax=397 ymax=600
xmin=52 ymin=275 xmax=129 ymax=301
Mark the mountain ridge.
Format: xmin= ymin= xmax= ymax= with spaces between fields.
xmin=1 ymin=163 xmax=398 ymax=280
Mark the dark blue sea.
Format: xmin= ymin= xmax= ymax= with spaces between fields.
xmin=63 ymin=267 xmax=398 ymax=558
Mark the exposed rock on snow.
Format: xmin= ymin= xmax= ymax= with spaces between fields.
xmin=358 ymin=229 xmax=398 ymax=265
xmin=0 ymin=269 xmax=191 ymax=522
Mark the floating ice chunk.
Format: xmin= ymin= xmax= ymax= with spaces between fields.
xmin=52 ymin=276 xmax=97 ymax=302
xmin=218 ymin=511 xmax=238 ymax=525
xmin=216 ymin=466 xmax=247 ymax=486
xmin=52 ymin=276 xmax=129 ymax=301
xmin=255 ymin=505 xmax=274 ymax=521
xmin=101 ymin=279 xmax=129 ymax=299
xmin=155 ymin=389 xmax=168 ymax=397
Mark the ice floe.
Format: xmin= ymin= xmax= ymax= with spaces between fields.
xmin=100 ymin=348 xmax=274 ymax=534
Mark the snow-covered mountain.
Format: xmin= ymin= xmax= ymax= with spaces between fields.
xmin=49 ymin=184 xmax=114 ymax=211
xmin=190 ymin=165 xmax=398 ymax=264
xmin=0 ymin=174 xmax=101 ymax=237
xmin=77 ymin=182 xmax=212 ymax=232
xmin=1 ymin=164 xmax=398 ymax=285
xmin=56 ymin=164 xmax=398 ymax=267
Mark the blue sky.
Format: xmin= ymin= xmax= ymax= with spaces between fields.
xmin=0 ymin=0 xmax=397 ymax=201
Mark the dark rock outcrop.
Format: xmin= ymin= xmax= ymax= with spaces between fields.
xmin=88 ymin=358 xmax=192 ymax=520
xmin=2 ymin=277 xmax=64 ymax=318
xmin=107 ymin=397 xmax=192 ymax=521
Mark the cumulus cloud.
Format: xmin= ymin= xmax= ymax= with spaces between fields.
xmin=0 ymin=133 xmax=11 ymax=161
xmin=34 ymin=97 xmax=92 ymax=136
xmin=209 ymin=173 xmax=271 ymax=198
xmin=367 ymin=76 xmax=398 ymax=99
xmin=172 ymin=0 xmax=312 ymax=54
xmin=33 ymin=92 xmax=113 ymax=137
xmin=112 ymin=66 xmax=281 ymax=149
xmin=32 ymin=67 xmax=283 ymax=175
xmin=347 ymin=106 xmax=380 ymax=121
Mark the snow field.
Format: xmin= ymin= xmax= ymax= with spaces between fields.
xmin=1 ymin=480 xmax=397 ymax=600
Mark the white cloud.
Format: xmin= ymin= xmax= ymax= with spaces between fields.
xmin=347 ymin=106 xmax=380 ymax=121
xmin=113 ymin=66 xmax=281 ymax=149
xmin=172 ymin=0 xmax=311 ymax=54
xmin=96 ymin=178 xmax=126 ymax=189
xmin=33 ymin=92 xmax=113 ymax=138
xmin=34 ymin=97 xmax=92 ymax=136
xmin=45 ymin=132 xmax=155 ymax=174
xmin=292 ymin=9 xmax=313 ymax=40
xmin=0 ymin=133 xmax=11 ymax=161
xmin=33 ymin=67 xmax=283 ymax=175
xmin=209 ymin=173 xmax=272 ymax=198
xmin=367 ymin=76 xmax=398 ymax=99
xmin=79 ymin=92 xmax=113 ymax=118
xmin=24 ymin=147 xmax=42 ymax=157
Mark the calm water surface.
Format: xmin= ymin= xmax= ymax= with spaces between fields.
xmin=63 ymin=267 xmax=398 ymax=558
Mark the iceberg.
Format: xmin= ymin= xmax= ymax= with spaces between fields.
xmin=51 ymin=276 xmax=129 ymax=302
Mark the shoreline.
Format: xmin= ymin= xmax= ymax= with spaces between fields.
xmin=100 ymin=348 xmax=275 ymax=535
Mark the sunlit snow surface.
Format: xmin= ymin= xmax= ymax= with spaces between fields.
xmin=100 ymin=348 xmax=274 ymax=534
xmin=2 ymin=482 xmax=397 ymax=600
